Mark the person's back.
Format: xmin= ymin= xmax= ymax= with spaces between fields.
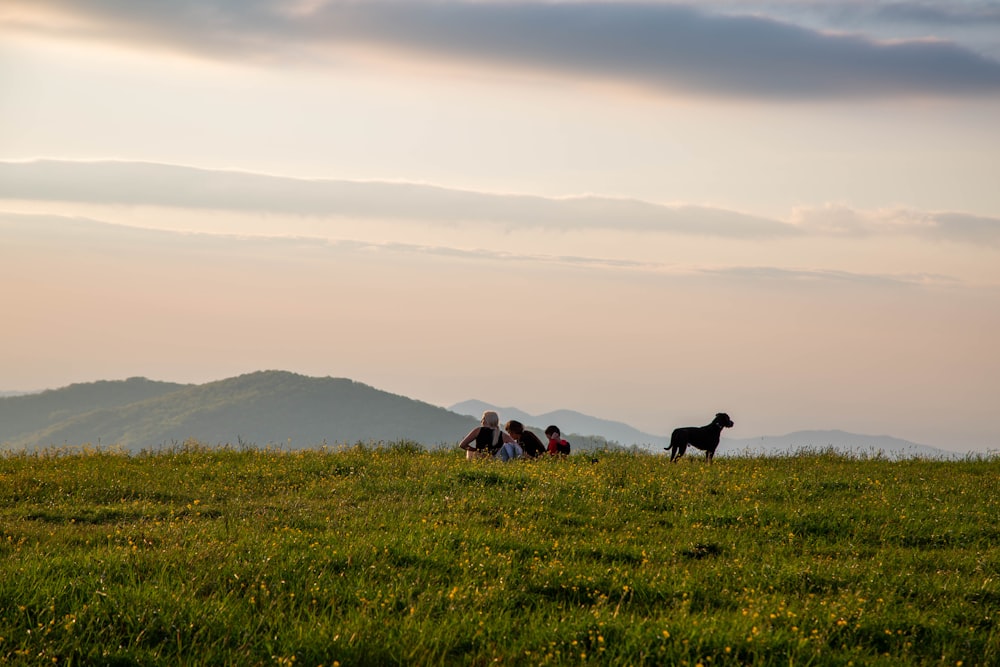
xmin=475 ymin=426 xmax=501 ymax=455
xmin=520 ymin=430 xmax=547 ymax=458
xmin=459 ymin=410 xmax=512 ymax=459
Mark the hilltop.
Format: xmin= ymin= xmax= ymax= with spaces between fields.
xmin=0 ymin=377 xmax=187 ymax=442
xmin=3 ymin=372 xmax=960 ymax=457
xmin=1 ymin=371 xmax=477 ymax=452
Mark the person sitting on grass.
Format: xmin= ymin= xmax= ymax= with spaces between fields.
xmin=459 ymin=410 xmax=514 ymax=460
xmin=504 ymin=420 xmax=546 ymax=459
xmin=544 ymin=425 xmax=571 ymax=457
xmin=496 ymin=433 xmax=524 ymax=462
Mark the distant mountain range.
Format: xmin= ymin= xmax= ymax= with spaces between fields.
xmin=720 ymin=431 xmax=957 ymax=460
xmin=449 ymin=400 xmax=960 ymax=459
xmin=2 ymin=372 xmax=961 ymax=458
xmin=0 ymin=390 xmax=33 ymax=397
xmin=1 ymin=371 xmax=477 ymax=452
xmin=449 ymin=399 xmax=665 ymax=448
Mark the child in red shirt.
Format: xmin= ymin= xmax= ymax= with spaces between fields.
xmin=544 ymin=425 xmax=571 ymax=456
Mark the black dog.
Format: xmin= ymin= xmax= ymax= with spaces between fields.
xmin=665 ymin=413 xmax=734 ymax=463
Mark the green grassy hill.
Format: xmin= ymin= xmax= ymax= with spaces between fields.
xmin=1 ymin=446 xmax=997 ymax=665
xmin=2 ymin=371 xmax=478 ymax=451
xmin=0 ymin=377 xmax=187 ymax=442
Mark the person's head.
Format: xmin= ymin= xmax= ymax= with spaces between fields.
xmin=481 ymin=411 xmax=500 ymax=429
xmin=504 ymin=420 xmax=524 ymax=437
xmin=544 ymin=425 xmax=561 ymax=439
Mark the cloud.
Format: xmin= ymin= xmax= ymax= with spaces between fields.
xmin=829 ymin=1 xmax=1000 ymax=27
xmin=0 ymin=209 xmax=964 ymax=289
xmin=5 ymin=1 xmax=1000 ymax=99
xmin=698 ymin=1 xmax=1000 ymax=28
xmin=703 ymin=265 xmax=960 ymax=288
xmin=696 ymin=2 xmax=1000 ymax=61
xmin=791 ymin=204 xmax=1000 ymax=248
xmin=0 ymin=209 xmax=333 ymax=254
xmin=5 ymin=160 xmax=1000 ymax=248
xmin=925 ymin=212 xmax=1000 ymax=246
xmin=0 ymin=159 xmax=793 ymax=239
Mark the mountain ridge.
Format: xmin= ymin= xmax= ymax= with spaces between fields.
xmin=0 ymin=377 xmax=188 ymax=442
xmin=449 ymin=400 xmax=960 ymax=459
xmin=2 ymin=371 xmax=477 ymax=452
xmin=721 ymin=429 xmax=956 ymax=459
xmin=449 ymin=399 xmax=664 ymax=447
xmin=1 ymin=373 xmax=964 ymax=458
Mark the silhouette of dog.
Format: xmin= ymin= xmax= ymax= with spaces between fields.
xmin=665 ymin=413 xmax=734 ymax=463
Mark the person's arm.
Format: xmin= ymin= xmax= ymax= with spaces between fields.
xmin=459 ymin=427 xmax=481 ymax=452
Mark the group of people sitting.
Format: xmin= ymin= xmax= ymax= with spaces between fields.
xmin=459 ymin=410 xmax=571 ymax=461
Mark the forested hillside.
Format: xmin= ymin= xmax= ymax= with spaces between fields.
xmin=1 ymin=371 xmax=477 ymax=451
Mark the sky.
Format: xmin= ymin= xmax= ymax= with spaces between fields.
xmin=2 ymin=0 xmax=999 ymax=452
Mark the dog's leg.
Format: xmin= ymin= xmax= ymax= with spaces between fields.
xmin=674 ymin=442 xmax=687 ymax=461
xmin=669 ymin=429 xmax=686 ymax=462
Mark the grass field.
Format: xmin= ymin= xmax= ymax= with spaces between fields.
xmin=1 ymin=444 xmax=998 ymax=665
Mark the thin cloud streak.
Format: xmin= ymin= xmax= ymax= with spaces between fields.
xmin=3 ymin=160 xmax=1000 ymax=247
xmin=791 ymin=204 xmax=1000 ymax=248
xmin=0 ymin=209 xmax=967 ymax=289
xmin=0 ymin=160 xmax=793 ymax=239
xmin=5 ymin=1 xmax=1000 ymax=99
xmin=703 ymin=265 xmax=960 ymax=288
xmin=793 ymin=1 xmax=1000 ymax=27
xmin=705 ymin=1 xmax=1000 ymax=26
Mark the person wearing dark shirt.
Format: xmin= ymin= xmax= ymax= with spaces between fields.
xmin=459 ymin=410 xmax=514 ymax=460
xmin=504 ymin=420 xmax=546 ymax=458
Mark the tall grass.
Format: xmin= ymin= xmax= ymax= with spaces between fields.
xmin=1 ymin=444 xmax=997 ymax=665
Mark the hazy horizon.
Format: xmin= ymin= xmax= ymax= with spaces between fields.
xmin=3 ymin=1 xmax=999 ymax=453
xmin=0 ymin=369 xmax=974 ymax=455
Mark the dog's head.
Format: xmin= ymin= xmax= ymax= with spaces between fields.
xmin=714 ymin=413 xmax=734 ymax=429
